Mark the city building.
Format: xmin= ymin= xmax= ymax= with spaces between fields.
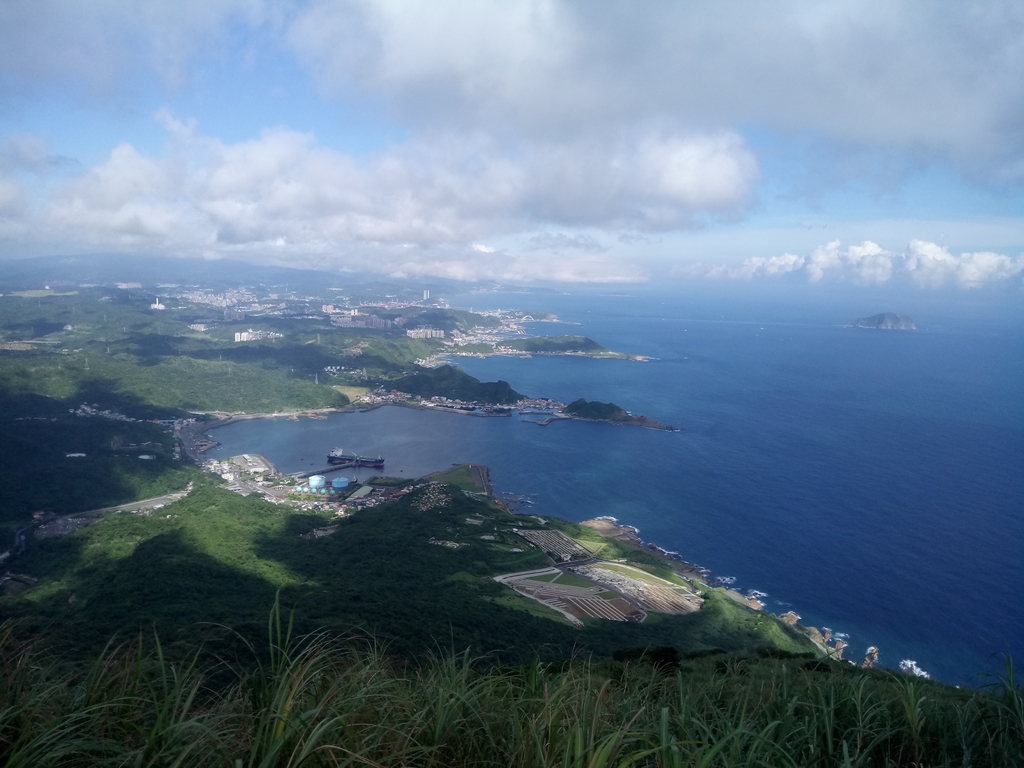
xmin=406 ymin=328 xmax=445 ymax=339
xmin=332 ymin=313 xmax=392 ymax=329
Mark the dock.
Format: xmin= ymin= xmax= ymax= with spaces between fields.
xmin=288 ymin=466 xmax=341 ymax=479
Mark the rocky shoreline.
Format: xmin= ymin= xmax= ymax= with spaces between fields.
xmin=581 ymin=516 xmax=710 ymax=585
xmin=579 ymin=516 xmax=867 ymax=664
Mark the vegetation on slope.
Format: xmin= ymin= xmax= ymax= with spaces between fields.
xmin=393 ymin=365 xmax=523 ymax=404
xmin=2 ymin=484 xmax=816 ymax=664
xmin=0 ymin=389 xmax=201 ymax=533
xmin=0 ymin=291 xmax=452 ymax=413
xmin=408 ymin=308 xmax=501 ymax=332
xmin=562 ymin=399 xmax=674 ymax=430
xmin=507 ymin=335 xmax=606 ymax=353
xmin=1 ymin=612 xmax=1021 ymax=767
xmin=564 ymin=398 xmax=630 ymax=421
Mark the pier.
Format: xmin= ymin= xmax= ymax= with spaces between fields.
xmin=288 ymin=466 xmax=343 ymax=479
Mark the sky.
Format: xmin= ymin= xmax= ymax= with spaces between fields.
xmin=1 ymin=0 xmax=1023 ymax=290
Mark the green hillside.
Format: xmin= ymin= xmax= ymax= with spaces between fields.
xmin=2 ymin=482 xmax=817 ymax=664
xmin=507 ymin=335 xmax=606 ymax=353
xmin=564 ymin=398 xmax=629 ymax=420
xmin=393 ymin=365 xmax=523 ymax=404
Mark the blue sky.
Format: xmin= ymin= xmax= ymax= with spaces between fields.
xmin=1 ymin=1 xmax=1022 ymax=289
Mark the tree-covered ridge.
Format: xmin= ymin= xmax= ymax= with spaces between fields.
xmin=393 ymin=365 xmax=523 ymax=404
xmin=507 ymin=335 xmax=605 ymax=353
xmin=564 ymin=398 xmax=629 ymax=420
xmin=563 ymin=399 xmax=675 ymax=430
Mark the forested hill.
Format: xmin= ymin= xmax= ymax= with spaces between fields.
xmin=507 ymin=335 xmax=605 ymax=353
xmin=564 ymin=398 xmax=629 ymax=420
xmin=564 ymin=398 xmax=676 ymax=430
xmin=393 ymin=365 xmax=523 ymax=404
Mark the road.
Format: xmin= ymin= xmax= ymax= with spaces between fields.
xmin=31 ymin=486 xmax=195 ymax=540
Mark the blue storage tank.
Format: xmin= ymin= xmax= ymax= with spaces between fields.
xmin=331 ymin=476 xmax=349 ymax=490
xmin=309 ymin=475 xmax=326 ymax=489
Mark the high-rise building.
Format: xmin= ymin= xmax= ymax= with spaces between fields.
xmin=423 ymin=289 xmax=430 ymax=300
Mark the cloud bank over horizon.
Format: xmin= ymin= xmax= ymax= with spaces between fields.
xmin=678 ymin=239 xmax=1024 ymax=289
xmin=1 ymin=1 xmax=1022 ymax=288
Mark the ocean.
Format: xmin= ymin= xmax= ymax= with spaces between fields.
xmin=207 ymin=287 xmax=1024 ymax=684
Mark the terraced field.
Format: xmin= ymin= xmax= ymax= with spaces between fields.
xmin=510 ymin=528 xmax=591 ymax=560
xmin=493 ymin=569 xmax=642 ymax=623
xmin=571 ymin=563 xmax=701 ymax=614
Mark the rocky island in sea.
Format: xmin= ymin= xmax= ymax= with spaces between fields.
xmin=563 ymin=398 xmax=677 ymax=430
xmin=850 ymin=312 xmax=916 ymax=330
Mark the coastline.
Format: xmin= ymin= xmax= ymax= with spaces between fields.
xmin=524 ymin=413 xmax=679 ymax=431
xmin=443 ymin=350 xmax=652 ymax=362
xmin=580 ymin=516 xmax=839 ymax=658
xmin=179 ymin=406 xmax=358 ymax=461
xmin=184 ymin=401 xmax=676 ymax=463
xmin=580 ymin=516 xmax=708 ymax=585
xmin=184 ymin=404 xmax=850 ymax=664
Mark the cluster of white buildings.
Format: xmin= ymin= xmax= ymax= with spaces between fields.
xmin=406 ymin=327 xmax=445 ymax=339
xmin=71 ymin=403 xmax=137 ymax=422
xmin=234 ymin=329 xmax=284 ymax=342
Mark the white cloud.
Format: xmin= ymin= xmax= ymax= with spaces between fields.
xmin=0 ymin=0 xmax=272 ymax=92
xmin=288 ymin=0 xmax=1024 ymax=174
xmin=526 ymin=232 xmax=606 ymax=252
xmin=0 ymin=177 xmax=30 ymax=239
xmin=2 ymin=121 xmax=749 ymax=280
xmin=735 ymin=253 xmax=806 ymax=280
xmin=5 ymin=1 xmax=1022 ymax=176
xmin=684 ymin=253 xmax=807 ymax=281
xmin=680 ymin=239 xmax=1022 ymax=288
xmin=905 ymin=239 xmax=1024 ymax=288
xmin=386 ymin=248 xmax=645 ymax=283
xmin=806 ymin=240 xmax=895 ymax=285
xmin=0 ymin=135 xmax=78 ymax=175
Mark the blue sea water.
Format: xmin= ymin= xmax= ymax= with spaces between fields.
xmin=208 ymin=288 xmax=1024 ymax=684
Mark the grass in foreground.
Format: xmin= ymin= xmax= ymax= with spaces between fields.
xmin=1 ymin=605 xmax=1022 ymax=768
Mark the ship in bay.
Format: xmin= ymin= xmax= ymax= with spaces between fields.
xmin=327 ymin=448 xmax=385 ymax=468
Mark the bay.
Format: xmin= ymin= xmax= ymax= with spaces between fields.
xmin=208 ymin=289 xmax=1024 ymax=684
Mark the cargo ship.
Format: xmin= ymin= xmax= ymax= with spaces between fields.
xmin=327 ymin=448 xmax=385 ymax=468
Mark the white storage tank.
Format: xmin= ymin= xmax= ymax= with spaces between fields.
xmin=309 ymin=475 xmax=326 ymax=490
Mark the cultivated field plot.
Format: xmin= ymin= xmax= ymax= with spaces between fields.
xmin=494 ymin=568 xmax=642 ymax=623
xmin=570 ymin=563 xmax=702 ymax=615
xmin=511 ymin=528 xmax=591 ymax=560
